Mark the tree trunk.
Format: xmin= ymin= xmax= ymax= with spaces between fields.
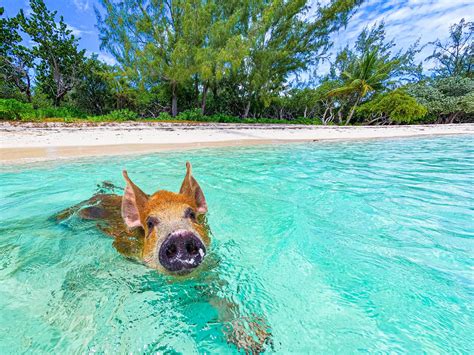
xmin=201 ymin=83 xmax=209 ymax=115
xmin=304 ymin=106 xmax=307 ymax=118
xmin=345 ymin=95 xmax=361 ymax=125
xmin=243 ymin=101 xmax=251 ymax=119
xmin=54 ymin=95 xmax=61 ymax=107
xmin=448 ymin=112 xmax=460 ymax=124
xmin=194 ymin=76 xmax=199 ymax=107
xmin=171 ymin=82 xmax=178 ymax=117
xmin=322 ymin=106 xmax=330 ymax=125
xmin=25 ymin=75 xmax=32 ymax=103
xmin=212 ymin=82 xmax=218 ymax=101
xmin=25 ymin=87 xmax=32 ymax=103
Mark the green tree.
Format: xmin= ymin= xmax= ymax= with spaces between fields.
xmin=97 ymin=0 xmax=198 ymax=116
xmin=407 ymin=76 xmax=474 ymax=123
xmin=236 ymin=0 xmax=363 ymax=118
xmin=426 ymin=19 xmax=473 ymax=78
xmin=356 ymin=89 xmax=427 ymax=124
xmin=19 ymin=0 xmax=86 ymax=106
xmin=192 ymin=1 xmax=248 ymax=114
xmin=329 ymin=48 xmax=400 ymax=124
xmin=327 ymin=22 xmax=420 ymax=124
xmin=312 ymin=80 xmax=343 ymax=124
xmin=73 ymin=56 xmax=114 ymax=115
xmin=0 ymin=8 xmax=35 ymax=101
xmin=97 ymin=0 xmax=363 ymax=117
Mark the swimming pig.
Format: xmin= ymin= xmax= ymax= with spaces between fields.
xmin=55 ymin=162 xmax=271 ymax=354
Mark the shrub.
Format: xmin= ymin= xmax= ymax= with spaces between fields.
xmin=208 ymin=113 xmax=236 ymax=123
xmin=36 ymin=105 xmax=87 ymax=119
xmin=157 ymin=112 xmax=172 ymax=120
xmin=103 ymin=109 xmax=139 ymax=121
xmin=356 ymin=90 xmax=428 ymax=124
xmin=406 ymin=76 xmax=474 ymax=123
xmin=0 ymin=99 xmax=34 ymax=120
xmin=176 ymin=108 xmax=204 ymax=121
xmin=0 ymin=98 xmax=88 ymax=121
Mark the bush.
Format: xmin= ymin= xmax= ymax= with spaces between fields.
xmin=356 ymin=90 xmax=428 ymax=124
xmin=406 ymin=76 xmax=474 ymax=123
xmin=102 ymin=109 xmax=139 ymax=121
xmin=36 ymin=105 xmax=87 ymax=119
xmin=0 ymin=99 xmax=34 ymax=120
xmin=176 ymin=108 xmax=204 ymax=121
xmin=0 ymin=98 xmax=87 ymax=121
xmin=157 ymin=112 xmax=172 ymax=120
xmin=167 ymin=110 xmax=319 ymax=124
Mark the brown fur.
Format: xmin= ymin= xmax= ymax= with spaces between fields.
xmin=55 ymin=162 xmax=271 ymax=353
xmin=56 ymin=162 xmax=210 ymax=274
xmin=138 ymin=190 xmax=210 ymax=271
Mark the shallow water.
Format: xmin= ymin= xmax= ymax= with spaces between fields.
xmin=1 ymin=136 xmax=473 ymax=353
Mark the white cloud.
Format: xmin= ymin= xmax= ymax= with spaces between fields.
xmin=327 ymin=0 xmax=473 ymax=71
xmin=85 ymin=50 xmax=117 ymax=65
xmin=66 ymin=24 xmax=93 ymax=37
xmin=72 ymin=0 xmax=90 ymax=12
xmin=97 ymin=53 xmax=117 ymax=66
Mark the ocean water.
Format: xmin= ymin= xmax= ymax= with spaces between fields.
xmin=1 ymin=136 xmax=473 ymax=354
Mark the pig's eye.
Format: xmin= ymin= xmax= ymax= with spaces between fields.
xmin=184 ymin=208 xmax=196 ymax=220
xmin=146 ymin=217 xmax=159 ymax=230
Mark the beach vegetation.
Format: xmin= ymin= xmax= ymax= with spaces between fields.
xmin=17 ymin=0 xmax=86 ymax=106
xmin=407 ymin=76 xmax=474 ymax=123
xmin=356 ymin=89 xmax=428 ymax=125
xmin=0 ymin=1 xmax=472 ymax=124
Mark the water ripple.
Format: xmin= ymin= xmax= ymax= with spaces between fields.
xmin=0 ymin=136 xmax=473 ymax=353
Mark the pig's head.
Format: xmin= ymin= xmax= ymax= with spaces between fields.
xmin=121 ymin=162 xmax=209 ymax=274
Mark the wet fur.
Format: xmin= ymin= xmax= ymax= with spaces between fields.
xmin=54 ymin=163 xmax=271 ymax=353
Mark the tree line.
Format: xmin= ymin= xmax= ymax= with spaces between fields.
xmin=0 ymin=0 xmax=472 ymax=124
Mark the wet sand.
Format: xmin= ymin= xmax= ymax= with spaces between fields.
xmin=1 ymin=122 xmax=473 ymax=164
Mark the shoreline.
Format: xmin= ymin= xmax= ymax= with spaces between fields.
xmin=1 ymin=122 xmax=473 ymax=164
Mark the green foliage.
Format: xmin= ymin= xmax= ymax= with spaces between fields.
xmin=0 ymin=98 xmax=86 ymax=120
xmin=157 ymin=112 xmax=172 ymax=121
xmin=356 ymin=90 xmax=427 ymax=124
xmin=73 ymin=56 xmax=114 ymax=115
xmin=18 ymin=0 xmax=86 ymax=106
xmin=96 ymin=0 xmax=362 ymax=117
xmin=0 ymin=98 xmax=32 ymax=120
xmin=101 ymin=109 xmax=139 ymax=121
xmin=326 ymin=22 xmax=421 ymax=124
xmin=426 ymin=19 xmax=473 ymax=78
xmin=407 ymin=76 xmax=474 ymax=123
xmin=0 ymin=3 xmax=471 ymax=125
xmin=38 ymin=105 xmax=87 ymax=119
xmin=31 ymin=89 xmax=52 ymax=108
xmin=0 ymin=8 xmax=35 ymax=101
xmin=176 ymin=108 xmax=203 ymax=121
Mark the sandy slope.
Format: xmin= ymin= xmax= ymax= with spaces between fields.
xmin=1 ymin=122 xmax=473 ymax=164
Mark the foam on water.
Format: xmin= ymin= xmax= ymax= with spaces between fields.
xmin=1 ymin=136 xmax=473 ymax=353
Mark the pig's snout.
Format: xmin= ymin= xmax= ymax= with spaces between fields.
xmin=159 ymin=230 xmax=206 ymax=272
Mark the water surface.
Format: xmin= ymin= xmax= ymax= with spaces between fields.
xmin=1 ymin=136 xmax=473 ymax=353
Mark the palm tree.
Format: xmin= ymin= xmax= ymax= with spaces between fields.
xmin=329 ymin=48 xmax=400 ymax=124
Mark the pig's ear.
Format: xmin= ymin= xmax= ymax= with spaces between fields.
xmin=179 ymin=162 xmax=208 ymax=214
xmin=121 ymin=170 xmax=148 ymax=228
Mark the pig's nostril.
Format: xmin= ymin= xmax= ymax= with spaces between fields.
xmin=185 ymin=240 xmax=198 ymax=255
xmin=165 ymin=243 xmax=177 ymax=258
xmin=159 ymin=231 xmax=206 ymax=272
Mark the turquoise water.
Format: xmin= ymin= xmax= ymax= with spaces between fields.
xmin=1 ymin=136 xmax=473 ymax=353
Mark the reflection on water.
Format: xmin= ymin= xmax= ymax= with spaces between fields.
xmin=1 ymin=136 xmax=473 ymax=353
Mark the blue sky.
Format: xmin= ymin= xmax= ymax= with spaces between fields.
xmin=2 ymin=0 xmax=473 ymax=75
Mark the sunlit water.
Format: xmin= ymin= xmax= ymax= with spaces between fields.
xmin=1 ymin=136 xmax=473 ymax=353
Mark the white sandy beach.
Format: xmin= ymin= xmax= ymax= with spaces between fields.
xmin=1 ymin=122 xmax=473 ymax=164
